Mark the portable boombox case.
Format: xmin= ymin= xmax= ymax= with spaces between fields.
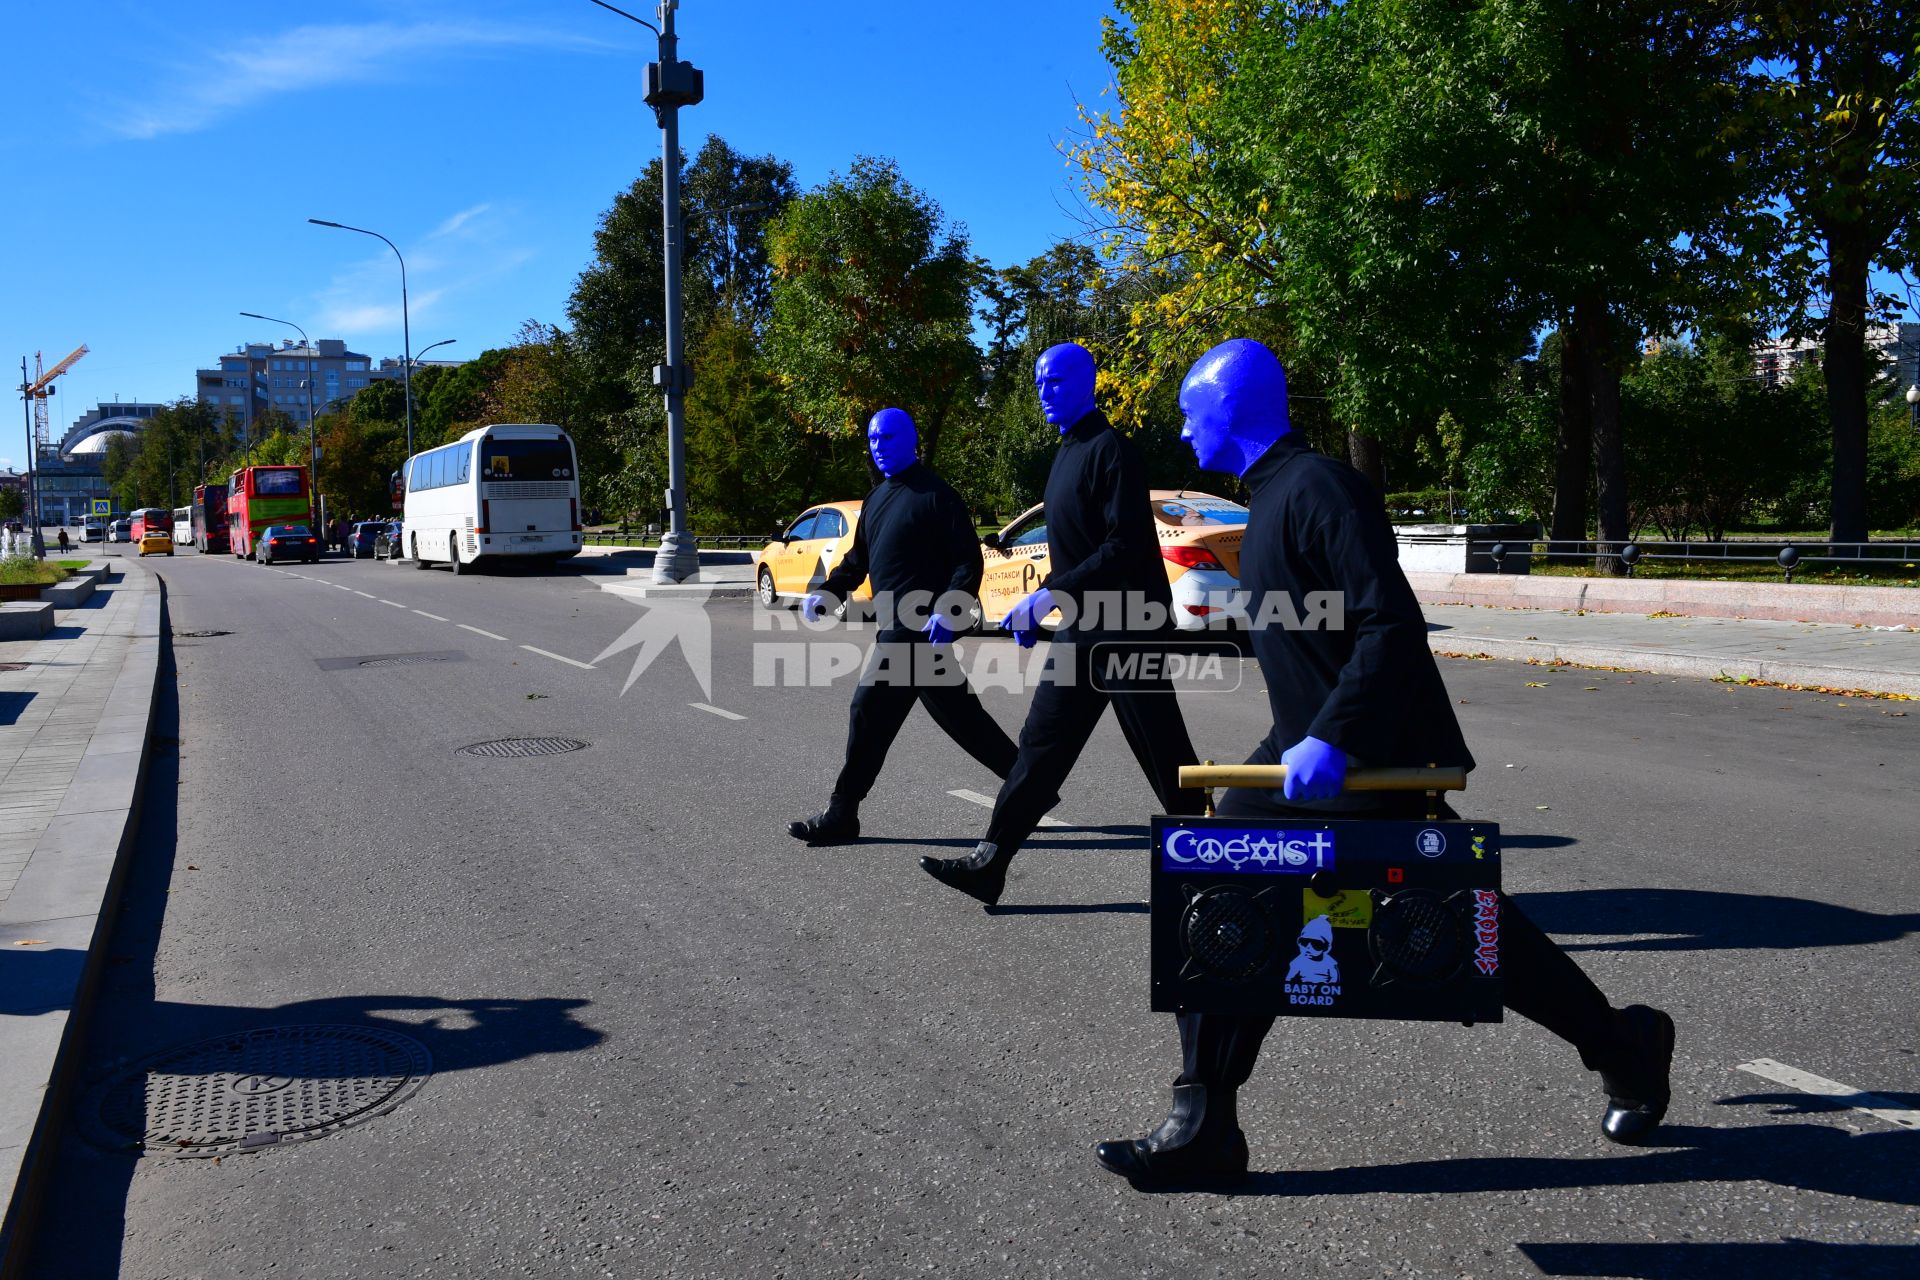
xmin=1149 ymin=815 xmax=1504 ymax=1022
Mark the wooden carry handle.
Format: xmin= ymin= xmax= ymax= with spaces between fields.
xmin=1178 ymin=764 xmax=1468 ymax=793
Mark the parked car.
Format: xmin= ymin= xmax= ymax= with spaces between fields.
xmin=977 ymin=491 xmax=1249 ymax=631
xmin=755 ymin=502 xmax=870 ymax=609
xmin=373 ymin=521 xmax=405 ymax=561
xmin=255 ymin=524 xmax=320 ymax=565
xmin=108 ymin=518 xmax=132 ymax=543
xmin=138 ymin=528 xmax=174 ymax=557
xmin=345 ymin=521 xmax=386 ymax=559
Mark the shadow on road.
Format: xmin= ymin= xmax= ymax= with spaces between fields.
xmin=1516 ymin=887 xmax=1920 ymax=952
xmin=986 ymin=902 xmax=1149 ymax=916
xmin=15 ymin=619 xmax=606 ymax=1280
xmin=1517 ymin=1238 xmax=1919 ymax=1279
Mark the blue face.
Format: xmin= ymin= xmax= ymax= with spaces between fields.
xmin=1178 ymin=338 xmax=1292 ymax=477
xmin=1034 ymin=343 xmax=1098 ymax=429
xmin=867 ymin=408 xmax=918 ymax=477
xmin=1179 ymin=381 xmax=1239 ymax=474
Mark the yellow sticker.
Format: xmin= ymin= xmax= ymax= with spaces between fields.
xmin=1303 ymin=888 xmax=1372 ymax=929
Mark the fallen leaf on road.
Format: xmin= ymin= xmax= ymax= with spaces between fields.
xmin=1535 ymin=805 xmax=1551 ymax=811
xmin=186 ymin=865 xmax=198 ymax=871
xmin=525 ymin=693 xmax=548 ymax=700
xmin=1584 ymin=686 xmax=1599 ymax=691
xmin=13 ymin=939 xmax=49 ymax=946
xmin=1525 ymin=681 xmax=1549 ymax=688
xmin=1648 ymin=610 xmax=1682 ymax=618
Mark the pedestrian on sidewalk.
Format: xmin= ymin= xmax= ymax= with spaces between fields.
xmin=919 ymin=343 xmax=1207 ymax=906
xmin=787 ymin=408 xmax=1022 ymax=846
xmin=1092 ymin=337 xmax=1677 ymax=1191
xmin=57 ymin=527 xmax=70 ymax=554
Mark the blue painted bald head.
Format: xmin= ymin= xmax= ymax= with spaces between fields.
xmin=867 ymin=407 xmax=918 ymax=477
xmin=1034 ymin=342 xmax=1098 ymax=432
xmin=1178 ymin=338 xmax=1291 ymax=476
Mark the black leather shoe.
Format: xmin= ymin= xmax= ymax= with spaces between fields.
xmin=1093 ymin=1084 xmax=1249 ymax=1190
xmin=787 ymin=810 xmax=859 ymax=846
xmin=1597 ymin=1005 xmax=1675 ymax=1145
xmin=919 ymin=842 xmax=1009 ymax=906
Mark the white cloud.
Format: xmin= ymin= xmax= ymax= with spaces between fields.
xmin=432 ymin=204 xmax=493 ymax=239
xmin=108 ymin=22 xmax=611 ymax=141
xmin=310 ymin=202 xmax=535 ymax=344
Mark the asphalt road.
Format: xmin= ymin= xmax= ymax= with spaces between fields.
xmin=22 ymin=547 xmax=1919 ymax=1279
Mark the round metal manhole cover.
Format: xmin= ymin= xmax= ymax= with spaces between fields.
xmin=176 ymin=629 xmax=231 ymax=638
xmin=86 ymin=1025 xmax=431 ymax=1157
xmin=359 ymin=655 xmax=447 ymax=668
xmin=458 ymin=736 xmax=590 ymax=759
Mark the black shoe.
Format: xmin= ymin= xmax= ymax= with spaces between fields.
xmin=919 ymin=841 xmax=1009 ymax=906
xmin=1093 ymin=1084 xmax=1249 ymax=1190
xmin=787 ymin=810 xmax=859 ymax=846
xmin=1596 ymin=1005 xmax=1675 ymax=1145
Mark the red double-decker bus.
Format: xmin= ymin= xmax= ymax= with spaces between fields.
xmin=192 ymin=483 xmax=230 ymax=554
xmin=226 ymin=465 xmax=312 ymax=558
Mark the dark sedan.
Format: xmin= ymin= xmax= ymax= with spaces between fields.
xmin=256 ymin=524 xmax=321 ymax=565
xmin=345 ymin=521 xmax=388 ymax=559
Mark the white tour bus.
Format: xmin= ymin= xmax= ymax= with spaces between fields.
xmin=172 ymin=506 xmax=193 ymax=545
xmin=400 ymin=424 xmax=582 ymax=572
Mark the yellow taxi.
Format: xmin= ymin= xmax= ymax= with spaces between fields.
xmin=978 ymin=490 xmax=1248 ymax=630
xmin=138 ymin=529 xmax=174 ymax=557
xmin=755 ymin=501 xmax=872 ymax=608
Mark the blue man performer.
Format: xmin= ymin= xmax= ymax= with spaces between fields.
xmin=921 ymin=343 xmax=1207 ymax=905
xmin=1093 ymin=339 xmax=1677 ymax=1189
xmin=787 ymin=409 xmax=1021 ymax=845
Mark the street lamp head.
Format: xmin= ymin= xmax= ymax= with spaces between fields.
xmin=1906 ymin=383 xmax=1920 ymax=405
xmin=307 ymin=218 xmax=344 ymax=228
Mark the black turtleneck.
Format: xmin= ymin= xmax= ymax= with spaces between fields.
xmin=819 ymin=461 xmax=983 ymax=615
xmin=1037 ymin=409 xmax=1172 ymax=622
xmin=1238 ymin=433 xmax=1474 ymax=777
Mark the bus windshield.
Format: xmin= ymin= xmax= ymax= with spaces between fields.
xmin=481 ymin=439 xmax=574 ymax=482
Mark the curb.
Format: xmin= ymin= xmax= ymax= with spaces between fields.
xmin=0 ymin=567 xmax=163 ymax=1278
xmin=1407 ymin=572 xmax=1920 ymax=628
xmin=1427 ymin=630 xmax=1920 ymax=698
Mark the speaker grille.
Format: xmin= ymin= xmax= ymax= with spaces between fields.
xmin=1181 ymin=888 xmax=1276 ymax=981
xmin=1370 ymin=891 xmax=1465 ymax=985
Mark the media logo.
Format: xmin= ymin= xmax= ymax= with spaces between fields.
xmin=1161 ymin=827 xmax=1335 ymax=874
xmin=1416 ymin=828 xmax=1447 ymax=858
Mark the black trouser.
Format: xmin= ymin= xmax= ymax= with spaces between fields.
xmin=984 ymin=630 xmax=1207 ymax=858
xmin=829 ymin=632 xmax=1020 ymax=811
xmin=1176 ymin=741 xmax=1618 ymax=1093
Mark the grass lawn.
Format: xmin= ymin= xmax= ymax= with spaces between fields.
xmin=0 ymin=560 xmax=74 ymax=586
xmin=1527 ymin=558 xmax=1918 ymax=589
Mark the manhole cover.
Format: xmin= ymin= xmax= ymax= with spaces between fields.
xmin=359 ymin=655 xmax=447 ymax=668
xmin=86 ymin=1025 xmax=431 ymax=1157
xmin=459 ymin=736 xmax=590 ymax=759
xmin=176 ymin=629 xmax=231 ymax=638
xmin=0 ymin=662 xmax=26 ymax=672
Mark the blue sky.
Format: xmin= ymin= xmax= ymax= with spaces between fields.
xmin=1 ymin=0 xmax=1123 ymax=469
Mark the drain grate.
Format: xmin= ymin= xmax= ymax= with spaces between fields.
xmin=359 ymin=655 xmax=447 ymax=668
xmin=459 ymin=736 xmax=590 ymax=759
xmin=176 ymin=629 xmax=231 ymax=638
xmin=86 ymin=1025 xmax=432 ymax=1158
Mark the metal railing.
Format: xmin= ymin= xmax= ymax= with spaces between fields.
xmin=580 ymin=530 xmax=765 ymax=549
xmin=1473 ymin=538 xmax=1920 ymax=583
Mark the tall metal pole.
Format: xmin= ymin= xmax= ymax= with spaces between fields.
xmin=18 ymin=357 xmax=41 ymax=554
xmin=307 ymin=220 xmax=413 ymax=456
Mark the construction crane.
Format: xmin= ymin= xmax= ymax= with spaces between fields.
xmin=24 ymin=344 xmax=89 ymax=454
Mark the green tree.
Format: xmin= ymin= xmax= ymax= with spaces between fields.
xmin=765 ymin=156 xmax=979 ymax=459
xmin=0 ymin=488 xmax=24 ymax=522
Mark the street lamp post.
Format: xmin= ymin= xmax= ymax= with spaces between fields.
xmin=412 ymin=338 xmax=457 ymax=373
xmin=591 ymin=0 xmax=704 ymax=583
xmin=240 ymin=312 xmax=318 ymax=524
xmin=1906 ymin=383 xmax=1918 ymax=433
xmin=308 ymin=219 xmax=413 ymax=457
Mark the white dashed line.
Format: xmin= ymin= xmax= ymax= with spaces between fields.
xmin=521 ymin=644 xmax=595 ymax=670
xmin=1735 ymin=1059 xmax=1920 ymax=1131
xmin=458 ymin=624 xmax=507 ymax=641
xmin=333 ymin=584 xmax=352 ymax=592
xmin=412 ymin=610 xmax=448 ymax=621
xmin=947 ymin=788 xmax=1067 ymax=827
xmin=378 ymin=599 xmax=406 ymax=609
xmin=351 ymin=590 xmax=376 ymax=598
xmin=690 ymin=702 xmax=745 ymax=721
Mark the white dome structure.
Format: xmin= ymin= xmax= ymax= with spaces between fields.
xmin=62 ymin=419 xmax=145 ymax=458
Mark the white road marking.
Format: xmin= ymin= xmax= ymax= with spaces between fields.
xmin=521 ymin=644 xmax=595 ymax=670
xmin=333 ymin=584 xmax=352 ymax=591
xmin=378 ymin=599 xmax=406 ymax=609
xmin=1735 ymin=1058 xmax=1920 ymax=1130
xmin=458 ymin=624 xmax=507 ymax=641
xmin=412 ymin=609 xmax=448 ymax=622
xmin=690 ymin=702 xmax=745 ymax=721
xmin=351 ymin=590 xmax=376 ymax=599
xmin=947 ymin=787 xmax=1067 ymax=828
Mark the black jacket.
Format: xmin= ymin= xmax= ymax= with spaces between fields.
xmin=1240 ymin=433 xmax=1474 ymax=787
xmin=819 ymin=463 xmax=982 ymax=628
xmin=1038 ymin=409 xmax=1172 ymax=628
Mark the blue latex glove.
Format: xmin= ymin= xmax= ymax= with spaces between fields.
xmin=1281 ymin=735 xmax=1347 ymax=802
xmin=923 ymin=613 xmax=958 ymax=646
xmin=801 ymin=591 xmax=831 ymax=622
xmin=999 ymin=586 xmax=1055 ymax=649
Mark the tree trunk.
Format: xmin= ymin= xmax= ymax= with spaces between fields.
xmin=1345 ymin=428 xmax=1386 ymax=500
xmin=1825 ymin=231 xmax=1871 ymax=546
xmin=1579 ymin=299 xmax=1630 ymax=576
xmin=1551 ymin=324 xmax=1590 ymax=547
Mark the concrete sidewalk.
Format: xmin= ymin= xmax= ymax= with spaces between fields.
xmin=0 ymin=553 xmax=161 ymax=1270
xmin=1423 ymin=601 xmax=1920 ymax=697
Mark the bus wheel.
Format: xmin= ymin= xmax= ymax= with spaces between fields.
xmin=449 ymin=538 xmax=466 ymax=576
xmin=412 ymin=536 xmax=428 ymax=570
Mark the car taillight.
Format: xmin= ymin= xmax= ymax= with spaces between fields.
xmin=1162 ymin=545 xmax=1224 ymax=571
